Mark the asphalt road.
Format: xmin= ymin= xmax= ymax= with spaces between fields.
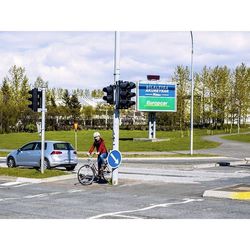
xmin=0 ymin=134 xmax=249 ymax=219
xmin=1 ymin=163 xmax=250 ymax=219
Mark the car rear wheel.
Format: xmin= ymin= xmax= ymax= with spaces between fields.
xmin=7 ymin=157 xmax=16 ymax=168
xmin=40 ymin=158 xmax=50 ymax=170
xmin=66 ymin=165 xmax=75 ymax=171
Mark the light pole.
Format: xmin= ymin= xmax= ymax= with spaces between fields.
xmin=235 ymin=99 xmax=240 ymax=134
xmin=190 ymin=31 xmax=194 ymax=155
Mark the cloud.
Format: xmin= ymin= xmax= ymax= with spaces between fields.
xmin=0 ymin=31 xmax=250 ymax=90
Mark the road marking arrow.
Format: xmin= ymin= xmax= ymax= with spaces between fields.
xmin=110 ymin=153 xmax=119 ymax=164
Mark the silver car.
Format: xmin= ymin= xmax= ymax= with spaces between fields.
xmin=6 ymin=141 xmax=78 ymax=171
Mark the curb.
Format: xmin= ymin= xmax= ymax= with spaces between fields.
xmin=203 ymin=184 xmax=250 ymax=200
xmin=16 ymin=173 xmax=76 ymax=184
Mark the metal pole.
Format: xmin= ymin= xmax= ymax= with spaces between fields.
xmin=40 ymin=87 xmax=46 ymax=174
xmin=112 ymin=31 xmax=120 ymax=185
xmin=148 ymin=113 xmax=152 ymax=139
xmin=153 ymin=113 xmax=156 ymax=139
xmin=238 ymin=107 xmax=240 ymax=134
xmin=190 ymin=31 xmax=194 ymax=155
xmin=75 ymin=129 xmax=77 ymax=151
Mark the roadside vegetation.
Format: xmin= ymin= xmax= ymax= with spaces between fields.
xmin=1 ymin=64 xmax=250 ymax=134
xmin=0 ymin=168 xmax=68 ymax=178
xmin=0 ymin=151 xmax=9 ymax=157
xmin=0 ymin=129 xmax=249 ymax=153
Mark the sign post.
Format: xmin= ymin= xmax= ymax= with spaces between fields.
xmin=74 ymin=122 xmax=78 ymax=152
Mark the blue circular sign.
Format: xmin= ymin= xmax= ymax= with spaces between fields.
xmin=107 ymin=150 xmax=122 ymax=169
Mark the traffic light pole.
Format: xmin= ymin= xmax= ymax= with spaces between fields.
xmin=40 ymin=87 xmax=46 ymax=174
xmin=112 ymin=31 xmax=120 ymax=185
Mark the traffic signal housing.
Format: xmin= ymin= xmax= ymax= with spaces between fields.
xmin=118 ymin=81 xmax=136 ymax=109
xmin=103 ymin=85 xmax=114 ymax=105
xmin=28 ymin=88 xmax=42 ymax=112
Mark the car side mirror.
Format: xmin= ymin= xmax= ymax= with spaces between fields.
xmin=17 ymin=148 xmax=21 ymax=152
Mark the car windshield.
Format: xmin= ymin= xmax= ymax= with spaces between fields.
xmin=53 ymin=143 xmax=74 ymax=150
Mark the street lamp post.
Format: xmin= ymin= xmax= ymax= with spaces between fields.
xmin=190 ymin=31 xmax=194 ymax=155
xmin=235 ymin=99 xmax=240 ymax=134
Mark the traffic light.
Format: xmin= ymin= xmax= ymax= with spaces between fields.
xmin=117 ymin=81 xmax=136 ymax=109
xmin=103 ymin=85 xmax=114 ymax=104
xmin=37 ymin=90 xmax=42 ymax=109
xmin=28 ymin=88 xmax=42 ymax=112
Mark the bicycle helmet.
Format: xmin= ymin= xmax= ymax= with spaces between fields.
xmin=93 ymin=132 xmax=100 ymax=138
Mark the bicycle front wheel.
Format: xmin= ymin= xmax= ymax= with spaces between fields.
xmin=77 ymin=165 xmax=95 ymax=185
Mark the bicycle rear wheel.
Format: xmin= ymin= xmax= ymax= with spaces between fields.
xmin=77 ymin=165 xmax=95 ymax=185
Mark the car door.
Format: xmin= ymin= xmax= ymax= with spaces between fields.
xmin=32 ymin=142 xmax=47 ymax=167
xmin=16 ymin=142 xmax=36 ymax=166
xmin=31 ymin=142 xmax=41 ymax=166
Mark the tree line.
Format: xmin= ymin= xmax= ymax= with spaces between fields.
xmin=0 ymin=64 xmax=249 ymax=134
xmin=157 ymin=63 xmax=250 ymax=132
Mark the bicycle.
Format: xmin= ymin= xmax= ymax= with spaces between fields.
xmin=77 ymin=153 xmax=112 ymax=185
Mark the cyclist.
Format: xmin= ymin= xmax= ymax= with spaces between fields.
xmin=87 ymin=132 xmax=108 ymax=179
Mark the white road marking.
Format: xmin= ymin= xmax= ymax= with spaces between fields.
xmin=24 ymin=194 xmax=48 ymax=199
xmin=110 ymin=214 xmax=142 ymax=219
xmin=68 ymin=189 xmax=83 ymax=193
xmin=2 ymin=197 xmax=18 ymax=201
xmin=88 ymin=198 xmax=204 ymax=219
xmin=0 ymin=181 xmax=23 ymax=186
xmin=48 ymin=192 xmax=62 ymax=196
xmin=13 ymin=183 xmax=30 ymax=188
xmin=0 ymin=189 xmax=85 ymax=202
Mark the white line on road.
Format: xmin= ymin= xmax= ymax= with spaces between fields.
xmin=88 ymin=198 xmax=204 ymax=219
xmin=48 ymin=192 xmax=62 ymax=196
xmin=68 ymin=189 xmax=83 ymax=193
xmin=0 ymin=188 xmax=86 ymax=202
xmin=24 ymin=194 xmax=48 ymax=199
xmin=13 ymin=183 xmax=31 ymax=188
xmin=110 ymin=214 xmax=142 ymax=219
xmin=0 ymin=181 xmax=23 ymax=186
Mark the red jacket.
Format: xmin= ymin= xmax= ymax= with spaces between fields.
xmin=89 ymin=138 xmax=107 ymax=154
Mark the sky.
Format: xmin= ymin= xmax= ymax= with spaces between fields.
xmin=1 ymin=31 xmax=250 ymax=91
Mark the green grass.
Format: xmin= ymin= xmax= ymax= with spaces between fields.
xmin=0 ymin=129 xmax=222 ymax=152
xmin=0 ymin=168 xmax=68 ymax=178
xmin=77 ymin=153 xmax=218 ymax=158
xmin=0 ymin=152 xmax=9 ymax=157
xmin=221 ymin=133 xmax=250 ymax=143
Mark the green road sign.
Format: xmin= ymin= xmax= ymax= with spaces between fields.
xmin=137 ymin=81 xmax=177 ymax=112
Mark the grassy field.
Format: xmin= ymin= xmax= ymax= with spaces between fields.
xmin=0 ymin=128 xmax=250 ymax=153
xmin=0 ymin=168 xmax=67 ymax=178
xmin=0 ymin=129 xmax=222 ymax=152
xmin=221 ymin=133 xmax=250 ymax=143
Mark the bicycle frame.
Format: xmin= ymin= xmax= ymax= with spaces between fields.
xmin=87 ymin=155 xmax=110 ymax=177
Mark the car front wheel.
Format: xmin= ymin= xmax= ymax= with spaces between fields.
xmin=7 ymin=157 xmax=16 ymax=168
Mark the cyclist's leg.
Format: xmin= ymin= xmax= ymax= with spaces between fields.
xmin=98 ymin=153 xmax=108 ymax=180
xmin=100 ymin=153 xmax=108 ymax=167
xmin=97 ymin=155 xmax=102 ymax=177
